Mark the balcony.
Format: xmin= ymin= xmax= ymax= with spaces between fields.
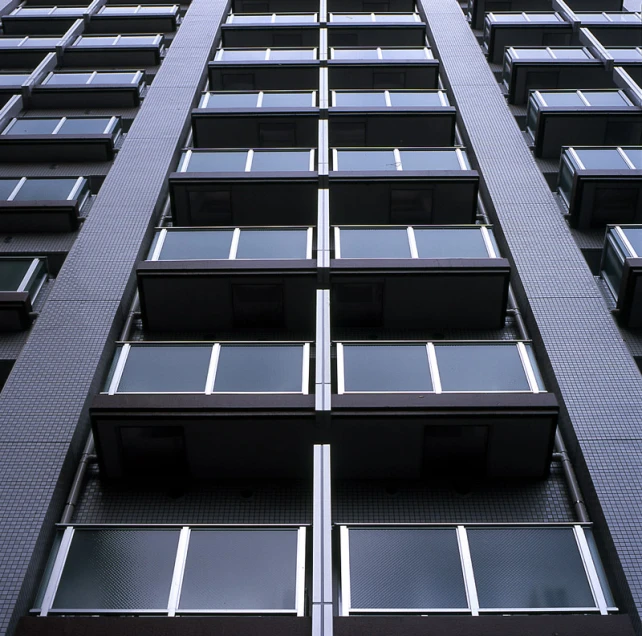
xmin=602 ymin=225 xmax=642 ymax=326
xmin=329 ymin=47 xmax=439 ymax=89
xmin=221 ymin=13 xmax=320 ymax=47
xmin=468 ymin=0 xmax=622 ymax=30
xmin=327 ymin=13 xmax=426 ymax=47
xmin=31 ymin=71 xmax=146 ymax=108
xmin=88 ymin=5 xmax=180 ymax=33
xmin=0 ymin=116 xmax=122 ymax=162
xmin=0 ymin=177 xmax=90 ymax=232
xmin=329 ymin=148 xmax=479 ymax=224
xmin=483 ymin=12 xmax=572 ymax=65
xmin=526 ymin=90 xmax=642 ymax=158
xmin=576 ymin=12 xmax=642 ymax=46
xmin=331 ymin=341 xmax=558 ymax=478
xmin=502 ymin=47 xmax=611 ymax=105
xmin=558 ymin=146 xmax=642 ymax=229
xmin=137 ymin=227 xmax=316 ymax=332
xmin=209 ymin=47 xmax=319 ymax=90
xmin=1 ymin=6 xmax=86 ymax=36
xmin=329 ymin=90 xmax=456 ymax=146
xmin=330 ymin=225 xmax=510 ymax=329
xmin=0 ymin=36 xmax=60 ymax=67
xmin=169 ymin=149 xmax=318 ymax=226
xmin=338 ymin=525 xmax=615 ymax=616
xmin=64 ymin=34 xmax=165 ymax=66
xmin=34 ymin=525 xmax=306 ymax=616
xmin=91 ymin=342 xmax=316 ymax=479
xmin=0 ymin=257 xmax=46 ymax=330
xmin=191 ymin=91 xmax=319 ymax=148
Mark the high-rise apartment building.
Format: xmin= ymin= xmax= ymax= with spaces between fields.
xmin=0 ymin=0 xmax=640 ymax=634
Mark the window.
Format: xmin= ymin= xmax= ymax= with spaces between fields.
xmin=42 ymin=71 xmax=142 ymax=86
xmin=339 ymin=525 xmax=615 ymax=615
xmin=148 ymin=228 xmax=312 ymax=260
xmin=0 ymin=37 xmax=59 ymax=49
xmin=73 ymin=35 xmax=162 ymax=47
xmin=602 ymin=225 xmax=642 ymax=298
xmin=0 ymin=258 xmax=46 ymax=298
xmin=199 ymin=91 xmax=315 ymax=108
xmin=509 ymin=47 xmax=593 ymax=60
xmin=36 ymin=526 xmax=306 ymax=616
xmin=333 ymin=148 xmax=468 ymax=171
xmin=0 ymin=177 xmax=88 ymax=202
xmin=180 ymin=149 xmax=315 ymax=172
xmin=534 ymin=90 xmax=632 ymax=108
xmin=215 ymin=47 xmax=317 ymax=60
xmin=104 ymin=343 xmax=310 ymax=394
xmin=227 ymin=12 xmax=316 ymax=23
xmin=330 ymin=12 xmax=420 ymax=22
xmin=331 ymin=90 xmax=447 ymax=107
xmin=335 ymin=226 xmax=498 ymax=259
xmin=331 ymin=47 xmax=432 ymax=60
xmin=10 ymin=6 xmax=85 ymax=16
xmin=0 ymin=73 xmax=29 ymax=86
xmin=2 ymin=117 xmax=119 ymax=137
xmin=98 ymin=5 xmax=178 ymax=15
xmin=606 ymin=47 xmax=642 ymax=62
xmin=337 ymin=342 xmax=544 ymax=394
xmin=573 ymin=148 xmax=633 ymax=170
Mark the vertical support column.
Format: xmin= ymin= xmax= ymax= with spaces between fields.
xmin=313 ymin=444 xmax=333 ymax=636
xmin=315 ymin=288 xmax=331 ymax=415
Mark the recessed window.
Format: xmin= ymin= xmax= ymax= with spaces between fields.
xmin=43 ymin=72 xmax=142 ymax=87
xmin=414 ymin=227 xmax=492 ymax=257
xmin=2 ymin=117 xmax=117 ymax=136
xmin=0 ymin=177 xmax=87 ymax=202
xmin=607 ymin=47 xmax=642 ymax=61
xmin=251 ymin=149 xmax=312 ymax=171
xmin=181 ymin=150 xmax=314 ymax=172
xmin=625 ymin=149 xmax=642 ymax=168
xmin=389 ymin=90 xmax=446 ymax=106
xmin=182 ymin=150 xmax=248 ymax=172
xmin=236 ymin=229 xmax=309 ymax=258
xmin=0 ymin=73 xmax=29 ymax=86
xmin=333 ymin=91 xmax=387 ymax=106
xmin=337 ymin=228 xmax=411 ymax=258
xmin=574 ymin=148 xmax=630 ymax=170
xmin=261 ymin=91 xmax=314 ymax=107
xmin=399 ymin=149 xmax=463 ymax=170
xmin=216 ymin=47 xmax=317 ymax=61
xmin=334 ymin=149 xmax=397 ymax=170
xmin=4 ymin=119 xmax=58 ymax=135
xmin=0 ymin=258 xmax=46 ymax=297
xmin=537 ymin=91 xmax=585 ymax=107
xmin=151 ymin=229 xmax=234 ymax=260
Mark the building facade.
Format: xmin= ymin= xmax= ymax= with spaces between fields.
xmin=0 ymin=0 xmax=640 ymax=634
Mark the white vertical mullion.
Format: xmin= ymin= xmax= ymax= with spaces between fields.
xmin=87 ymin=71 xmax=97 ymax=84
xmin=377 ymin=47 xmax=383 ymax=59
xmin=229 ymin=227 xmax=241 ymax=259
xmin=332 ymin=148 xmax=338 ymax=170
xmin=336 ymin=343 xmax=345 ymax=394
xmin=455 ymin=147 xmax=468 ymax=169
xmin=67 ymin=177 xmax=85 ymax=201
xmin=480 ymin=226 xmax=497 ymax=258
xmin=438 ymin=90 xmax=448 ymax=106
xmin=426 ymin=343 xmax=441 ymax=393
xmin=407 ymin=226 xmax=418 ymax=258
xmin=265 ymin=48 xmax=271 ymax=60
xmin=334 ymin=226 xmax=341 ymax=258
xmin=7 ymin=177 xmax=27 ymax=201
xmin=384 ymin=90 xmax=391 ymax=106
xmin=16 ymin=259 xmax=40 ymax=292
xmin=52 ymin=117 xmax=66 ymax=135
xmin=456 ymin=526 xmax=480 ymax=616
xmin=167 ymin=527 xmax=191 ymax=616
xmin=108 ymin=344 xmax=131 ymax=395
xmin=295 ymin=527 xmax=307 ymax=616
xmin=301 ymin=342 xmax=310 ymax=394
xmin=40 ymin=527 xmax=75 ymax=616
xmin=150 ymin=229 xmax=167 ymax=261
xmin=339 ymin=526 xmax=351 ymax=616
xmin=306 ymin=227 xmax=313 ymax=260
xmin=574 ymin=526 xmax=609 ymax=615
xmin=517 ymin=341 xmax=539 ymax=393
xmin=615 ymin=226 xmax=637 ymax=257
xmin=204 ymin=343 xmax=221 ymax=395
xmin=179 ymin=150 xmax=192 ymax=172
xmin=393 ymin=147 xmax=402 ymax=170
xmin=569 ymin=147 xmax=585 ymax=170
xmin=310 ymin=148 xmax=315 ymax=172
xmin=245 ymin=149 xmax=254 ymax=172
xmin=256 ymin=91 xmax=264 ymax=107
xmin=618 ymin=147 xmax=637 ymax=170
xmin=577 ymin=90 xmax=591 ymax=106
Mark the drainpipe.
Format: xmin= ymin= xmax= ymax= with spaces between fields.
xmin=60 ymin=435 xmax=96 ymax=524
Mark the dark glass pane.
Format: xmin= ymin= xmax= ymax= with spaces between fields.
xmin=91 ymin=73 xmax=138 ymax=85
xmin=53 ymin=529 xmax=179 ymax=610
xmin=400 ymin=150 xmax=462 ymax=170
xmin=538 ymin=91 xmax=584 ymax=106
xmin=251 ymin=150 xmax=311 ymax=171
xmin=204 ymin=92 xmax=259 ymax=107
xmin=381 ymin=48 xmax=428 ymax=59
xmin=0 ymin=179 xmax=21 ymax=200
xmin=0 ymin=260 xmax=31 ymax=291
xmin=414 ymin=229 xmax=489 ymax=257
xmin=575 ymin=149 xmax=629 ymax=170
xmin=582 ymin=91 xmax=629 ymax=106
xmin=468 ymin=528 xmax=596 ymax=609
xmin=179 ymin=529 xmax=298 ymax=610
xmin=435 ymin=344 xmax=530 ymax=391
xmin=335 ymin=150 xmax=397 ymax=170
xmin=117 ymin=345 xmax=212 ymax=392
xmin=45 ymin=73 xmax=92 ymax=85
xmin=13 ymin=178 xmax=77 ymax=201
xmin=157 ymin=230 xmax=233 ymax=260
xmin=214 ymin=345 xmax=304 ymax=392
xmin=58 ymin=118 xmax=111 ymax=134
xmin=5 ymin=119 xmax=58 ymax=135
xmin=262 ymin=92 xmax=313 ymax=107
xmin=389 ymin=91 xmax=444 ymax=106
xmin=339 ymin=228 xmax=411 ymax=257
xmin=342 ymin=345 xmax=432 ymax=392
xmin=558 ymin=156 xmax=575 ymax=205
xmin=236 ymin=229 xmax=308 ymax=258
xmin=334 ymin=91 xmax=387 ymax=107
xmin=624 ymin=149 xmax=642 ymax=169
xmin=620 ymin=228 xmax=642 ymax=256
xmin=348 ymin=529 xmax=468 ymax=609
xmin=186 ymin=151 xmax=248 ymax=172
